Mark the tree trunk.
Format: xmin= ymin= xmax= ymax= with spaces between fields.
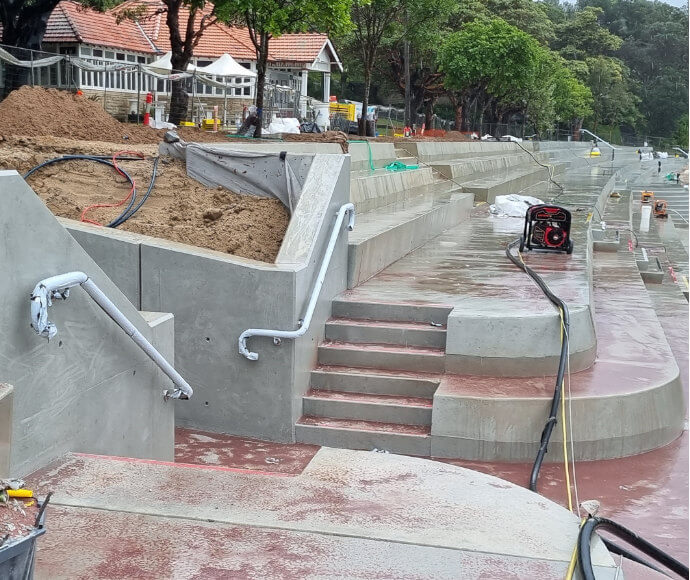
xmin=424 ymin=97 xmax=435 ymax=128
xmin=166 ymin=3 xmax=191 ymax=126
xmin=169 ymin=53 xmax=191 ymax=125
xmin=359 ymin=67 xmax=371 ymax=136
xmin=254 ymin=37 xmax=269 ymax=139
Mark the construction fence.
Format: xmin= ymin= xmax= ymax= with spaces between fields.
xmin=0 ymin=43 xmax=298 ymax=128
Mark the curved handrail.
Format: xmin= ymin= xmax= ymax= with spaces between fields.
xmin=239 ymin=202 xmax=355 ymax=360
xmin=30 ymin=271 xmax=193 ymax=400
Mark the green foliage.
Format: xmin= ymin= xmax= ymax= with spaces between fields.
xmin=439 ymin=18 xmax=540 ymax=98
xmin=584 ymin=55 xmax=640 ymax=131
xmin=221 ymin=0 xmax=351 ymax=38
xmin=451 ymin=0 xmax=555 ymax=45
xmin=673 ymin=115 xmax=689 ymax=149
xmin=553 ymin=6 xmax=622 ymax=60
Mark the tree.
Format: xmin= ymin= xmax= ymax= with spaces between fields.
xmin=384 ymin=0 xmax=457 ymax=128
xmin=585 ymin=55 xmax=639 ymax=134
xmin=672 ymin=114 xmax=688 ymax=149
xmin=348 ymin=0 xmax=400 ymax=135
xmin=553 ymin=6 xmax=622 ymax=61
xmin=224 ymin=0 xmax=351 ymax=137
xmin=438 ymin=18 xmax=540 ymax=132
xmin=116 ymin=0 xmax=226 ymax=125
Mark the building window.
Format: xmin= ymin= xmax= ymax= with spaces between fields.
xmin=105 ymin=51 xmax=114 ymax=59
xmin=93 ymin=49 xmax=103 ymax=57
xmin=126 ymin=54 xmax=136 ymax=62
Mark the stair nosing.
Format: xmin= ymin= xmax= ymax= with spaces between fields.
xmin=319 ymin=341 xmax=445 ymax=355
xmin=305 ymin=389 xmax=433 ymax=407
xmin=296 ymin=416 xmax=431 ymax=437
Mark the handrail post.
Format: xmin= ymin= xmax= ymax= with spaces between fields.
xmin=239 ymin=203 xmax=355 ymax=360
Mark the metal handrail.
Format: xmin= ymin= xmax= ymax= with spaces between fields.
xmin=30 ymin=271 xmax=193 ymax=399
xmin=239 ymin=202 xmax=355 ymax=360
xmin=579 ymin=129 xmax=620 ymax=150
xmin=673 ymin=147 xmax=688 ymax=157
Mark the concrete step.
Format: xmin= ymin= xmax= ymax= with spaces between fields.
xmin=325 ymin=318 xmax=446 ymax=348
xmin=350 ymin=166 xmax=437 ymax=213
xmin=295 ymin=416 xmax=431 ymax=455
xmin=431 ymin=151 xmax=551 ymax=181
xmin=303 ymin=390 xmax=433 ymax=425
xmin=462 ymin=163 xmax=566 ymax=203
xmin=310 ymin=366 xmax=440 ymax=398
xmin=332 ymin=299 xmax=452 ymax=325
xmin=347 ymin=187 xmax=474 ymax=288
xmin=318 ymin=342 xmax=446 ymax=373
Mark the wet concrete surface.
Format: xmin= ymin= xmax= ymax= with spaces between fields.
xmin=30 ymin=448 xmax=617 ymax=580
xmin=174 ymin=427 xmax=319 ymax=475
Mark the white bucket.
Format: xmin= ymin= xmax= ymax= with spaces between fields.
xmin=313 ymin=103 xmax=330 ymax=131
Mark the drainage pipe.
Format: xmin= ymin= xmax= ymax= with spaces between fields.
xmin=30 ymin=272 xmax=193 ymax=400
xmin=239 ymin=203 xmax=355 ymax=360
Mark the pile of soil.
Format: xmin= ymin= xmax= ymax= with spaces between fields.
xmin=1 ymin=136 xmax=289 ymax=263
xmin=283 ymin=130 xmax=349 ymax=153
xmin=0 ymin=87 xmax=239 ymax=145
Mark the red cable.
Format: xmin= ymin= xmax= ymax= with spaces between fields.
xmin=80 ymin=151 xmax=145 ymax=226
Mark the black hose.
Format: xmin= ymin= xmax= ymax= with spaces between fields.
xmin=579 ymin=517 xmax=689 ymax=579
xmin=602 ymin=538 xmax=669 ymax=576
xmin=109 ymin=156 xmax=159 ymax=227
xmin=505 ymin=238 xmax=570 ymax=492
xmin=23 ymin=155 xmax=138 ymax=226
xmin=23 ymin=154 xmax=157 ymax=228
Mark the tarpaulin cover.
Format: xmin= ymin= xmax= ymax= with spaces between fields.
xmin=160 ymin=141 xmax=313 ymax=213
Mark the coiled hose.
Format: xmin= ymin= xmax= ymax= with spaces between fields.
xmin=505 ymin=237 xmax=570 ymax=492
xmin=578 ymin=516 xmax=689 ymax=579
xmin=24 ymin=154 xmax=158 ymax=228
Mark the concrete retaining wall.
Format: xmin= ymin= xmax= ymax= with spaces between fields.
xmin=64 ymin=154 xmax=350 ymax=442
xmin=400 ymin=141 xmax=537 ymax=162
xmin=0 ymin=171 xmax=176 ymax=477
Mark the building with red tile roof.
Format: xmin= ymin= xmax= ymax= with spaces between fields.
xmin=1 ymin=0 xmax=342 ymax=121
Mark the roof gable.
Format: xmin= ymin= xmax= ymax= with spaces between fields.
xmin=41 ymin=0 xmax=341 ymax=68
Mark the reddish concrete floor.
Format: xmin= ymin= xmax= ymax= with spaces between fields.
xmin=175 ymin=427 xmax=319 ymax=475
xmin=175 ymin=427 xmax=688 ymax=576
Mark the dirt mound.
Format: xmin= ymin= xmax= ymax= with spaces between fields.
xmin=0 ymin=86 xmax=164 ymax=143
xmin=0 ymin=87 xmax=237 ymax=145
xmin=283 ymin=130 xmax=349 ymax=152
xmin=0 ymin=136 xmax=289 ymax=263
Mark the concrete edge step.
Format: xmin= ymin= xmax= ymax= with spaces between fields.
xmin=311 ymin=366 xmax=441 ymax=398
xmin=331 ymin=300 xmax=452 ymax=324
xmin=325 ymin=318 xmax=446 ymax=348
xmin=303 ymin=390 xmax=433 ymax=425
xmin=347 ymin=192 xmax=474 ymax=288
xmin=318 ymin=341 xmax=446 ymax=373
xmin=295 ymin=416 xmax=431 ymax=455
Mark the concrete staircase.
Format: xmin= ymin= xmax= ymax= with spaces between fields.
xmin=296 ymin=301 xmax=451 ymax=455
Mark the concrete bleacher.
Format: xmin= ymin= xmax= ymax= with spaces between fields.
xmin=297 ymin=143 xmax=686 ymax=461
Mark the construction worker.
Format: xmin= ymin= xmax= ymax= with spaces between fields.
xmin=658 ymin=160 xmax=662 ymax=174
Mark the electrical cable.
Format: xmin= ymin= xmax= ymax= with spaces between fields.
xmin=505 ymin=238 xmax=570 ymax=492
xmin=80 ymin=151 xmax=145 ymax=225
xmin=109 ymin=156 xmax=160 ymax=227
xmin=512 ymin=140 xmax=565 ymax=192
xmin=578 ymin=516 xmax=689 ymax=580
xmin=23 ymin=153 xmax=157 ymax=228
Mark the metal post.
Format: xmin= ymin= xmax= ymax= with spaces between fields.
xmin=404 ymin=40 xmax=411 ymax=127
xmin=137 ymin=64 xmax=141 ymax=124
xmin=30 ymin=50 xmax=34 ymax=86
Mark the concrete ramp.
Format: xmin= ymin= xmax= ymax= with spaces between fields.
xmin=29 ymin=449 xmax=619 ymax=579
xmin=0 ymin=170 xmax=175 ymax=477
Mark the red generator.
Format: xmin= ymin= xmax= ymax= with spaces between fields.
xmin=519 ymin=204 xmax=574 ymax=254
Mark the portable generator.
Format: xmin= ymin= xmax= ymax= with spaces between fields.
xmin=653 ymin=199 xmax=668 ymax=218
xmin=519 ymin=204 xmax=574 ymax=254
